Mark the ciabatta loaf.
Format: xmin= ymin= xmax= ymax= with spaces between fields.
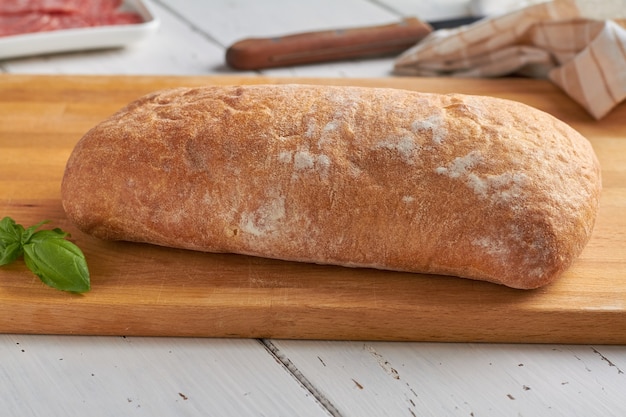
xmin=61 ymin=84 xmax=602 ymax=289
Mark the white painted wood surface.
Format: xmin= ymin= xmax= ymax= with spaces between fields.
xmin=0 ymin=335 xmax=329 ymax=417
xmin=1 ymin=1 xmax=626 ymax=416
xmin=273 ymin=340 xmax=626 ymax=416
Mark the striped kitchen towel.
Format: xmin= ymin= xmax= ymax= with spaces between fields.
xmin=394 ymin=0 xmax=626 ymax=119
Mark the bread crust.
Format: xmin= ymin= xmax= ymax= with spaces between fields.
xmin=61 ymin=84 xmax=602 ymax=289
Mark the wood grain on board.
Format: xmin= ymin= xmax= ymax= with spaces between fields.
xmin=1 ymin=74 xmax=624 ymax=343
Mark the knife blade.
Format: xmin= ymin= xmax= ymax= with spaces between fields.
xmin=225 ymin=16 xmax=482 ymax=70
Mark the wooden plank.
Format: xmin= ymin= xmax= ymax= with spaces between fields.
xmin=156 ymin=0 xmax=403 ymax=78
xmin=1 ymin=74 xmax=625 ymax=343
xmin=271 ymin=339 xmax=626 ymax=416
xmin=374 ymin=0 xmax=473 ymax=20
xmin=0 ymin=334 xmax=331 ymax=417
xmin=162 ymin=0 xmax=400 ymax=47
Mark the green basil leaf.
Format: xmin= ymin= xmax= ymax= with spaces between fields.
xmin=21 ymin=219 xmax=51 ymax=245
xmin=0 ymin=217 xmax=24 ymax=266
xmin=23 ymin=238 xmax=90 ymax=293
xmin=0 ymin=216 xmax=23 ymax=245
xmin=29 ymin=229 xmax=69 ymax=242
xmin=0 ymin=241 xmax=22 ymax=266
xmin=1 ymin=217 xmax=91 ymax=293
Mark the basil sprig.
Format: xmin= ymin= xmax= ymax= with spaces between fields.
xmin=0 ymin=217 xmax=90 ymax=293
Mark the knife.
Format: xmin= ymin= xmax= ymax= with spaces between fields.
xmin=225 ymin=16 xmax=482 ymax=70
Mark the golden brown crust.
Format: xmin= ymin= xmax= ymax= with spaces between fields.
xmin=61 ymin=84 xmax=602 ymax=289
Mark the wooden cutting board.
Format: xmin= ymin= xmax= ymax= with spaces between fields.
xmin=1 ymin=74 xmax=624 ymax=343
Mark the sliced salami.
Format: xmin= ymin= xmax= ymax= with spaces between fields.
xmin=0 ymin=0 xmax=142 ymax=37
xmin=0 ymin=0 xmax=83 ymax=15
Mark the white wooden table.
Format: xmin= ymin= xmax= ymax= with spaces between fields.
xmin=1 ymin=1 xmax=625 ymax=416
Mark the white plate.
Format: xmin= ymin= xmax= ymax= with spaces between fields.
xmin=0 ymin=0 xmax=160 ymax=60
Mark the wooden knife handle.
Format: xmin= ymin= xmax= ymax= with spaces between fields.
xmin=225 ymin=17 xmax=432 ymax=70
